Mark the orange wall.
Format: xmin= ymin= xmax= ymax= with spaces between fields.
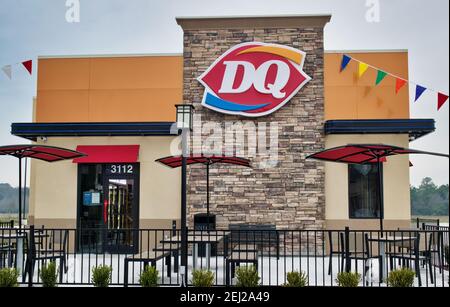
xmin=35 ymin=51 xmax=409 ymax=123
xmin=35 ymin=55 xmax=183 ymax=123
xmin=325 ymin=51 xmax=410 ymax=120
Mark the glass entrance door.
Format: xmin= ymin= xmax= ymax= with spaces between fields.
xmin=103 ymin=163 xmax=139 ymax=254
xmin=104 ymin=178 xmax=137 ymax=253
xmin=77 ymin=163 xmax=139 ymax=254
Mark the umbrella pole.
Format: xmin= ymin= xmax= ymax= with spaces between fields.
xmin=24 ymin=158 xmax=28 ymax=222
xmin=377 ymin=157 xmax=384 ymax=236
xmin=18 ymin=157 xmax=22 ymax=230
xmin=206 ymin=163 xmax=210 ymax=231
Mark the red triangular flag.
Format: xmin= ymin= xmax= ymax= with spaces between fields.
xmin=438 ymin=93 xmax=449 ymax=110
xmin=22 ymin=60 xmax=32 ymax=75
xmin=395 ymin=78 xmax=407 ymax=94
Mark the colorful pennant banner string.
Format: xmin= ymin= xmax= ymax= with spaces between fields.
xmin=340 ymin=55 xmax=352 ymax=72
xmin=415 ymin=85 xmax=427 ymax=102
xmin=358 ymin=62 xmax=369 ymax=78
xmin=396 ymin=78 xmax=407 ymax=94
xmin=22 ymin=60 xmax=33 ymax=75
xmin=1 ymin=60 xmax=33 ymax=80
xmin=1 ymin=65 xmax=12 ymax=80
xmin=376 ymin=70 xmax=388 ymax=86
xmin=340 ymin=54 xmax=449 ymax=111
xmin=438 ymin=93 xmax=449 ymax=111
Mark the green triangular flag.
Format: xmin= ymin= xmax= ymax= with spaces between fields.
xmin=376 ymin=70 xmax=388 ymax=85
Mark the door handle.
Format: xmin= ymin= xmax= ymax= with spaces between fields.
xmin=103 ymin=199 xmax=109 ymax=224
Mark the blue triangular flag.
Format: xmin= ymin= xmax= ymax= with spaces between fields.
xmin=340 ymin=55 xmax=351 ymax=72
xmin=415 ymin=85 xmax=427 ymax=102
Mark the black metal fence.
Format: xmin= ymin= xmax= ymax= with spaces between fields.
xmin=1 ymin=226 xmax=449 ymax=287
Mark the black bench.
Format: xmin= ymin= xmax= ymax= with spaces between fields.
xmin=153 ymin=242 xmax=181 ymax=273
xmin=228 ymin=224 xmax=279 ymax=258
xmin=124 ymin=225 xmax=181 ymax=287
xmin=225 ymin=224 xmax=279 ymax=286
xmin=124 ymin=250 xmax=173 ymax=287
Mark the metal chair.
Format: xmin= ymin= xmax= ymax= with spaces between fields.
xmin=23 ymin=229 xmax=69 ymax=283
xmin=327 ymin=231 xmax=344 ymax=275
xmin=341 ymin=232 xmax=383 ymax=283
xmin=388 ymin=233 xmax=434 ymax=287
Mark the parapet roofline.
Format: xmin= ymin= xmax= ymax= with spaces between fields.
xmin=176 ymin=14 xmax=333 ymax=20
xmin=325 ymin=49 xmax=408 ymax=54
xmin=38 ymin=49 xmax=407 ymax=60
xmin=38 ymin=53 xmax=183 ymax=60
xmin=177 ymin=14 xmax=332 ymax=30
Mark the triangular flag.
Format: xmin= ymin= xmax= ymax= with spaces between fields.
xmin=438 ymin=93 xmax=449 ymax=110
xmin=415 ymin=85 xmax=427 ymax=102
xmin=1 ymin=65 xmax=12 ymax=79
xmin=375 ymin=70 xmax=388 ymax=85
xmin=22 ymin=60 xmax=32 ymax=75
xmin=358 ymin=62 xmax=369 ymax=78
xmin=340 ymin=55 xmax=351 ymax=72
xmin=395 ymin=78 xmax=407 ymax=94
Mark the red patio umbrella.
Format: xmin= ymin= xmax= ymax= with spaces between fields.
xmin=307 ymin=144 xmax=449 ymax=232
xmin=0 ymin=145 xmax=86 ymax=229
xmin=156 ymin=155 xmax=251 ymax=228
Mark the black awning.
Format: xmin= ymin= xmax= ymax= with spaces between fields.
xmin=11 ymin=122 xmax=176 ymax=141
xmin=324 ymin=119 xmax=435 ymax=141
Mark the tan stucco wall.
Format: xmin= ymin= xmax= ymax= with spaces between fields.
xmin=29 ymin=136 xmax=181 ymax=227
xmin=325 ymin=51 xmax=410 ymax=121
xmin=324 ymin=134 xmax=411 ymax=230
xmin=35 ymin=55 xmax=182 ymax=123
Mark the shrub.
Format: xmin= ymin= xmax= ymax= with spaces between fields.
xmin=40 ymin=261 xmax=58 ymax=287
xmin=139 ymin=266 xmax=159 ymax=287
xmin=336 ymin=272 xmax=361 ymax=287
xmin=0 ymin=268 xmax=19 ymax=288
xmin=191 ymin=270 xmax=215 ymax=287
xmin=92 ymin=265 xmax=112 ymax=288
xmin=235 ymin=266 xmax=260 ymax=287
xmin=387 ymin=268 xmax=415 ymax=288
xmin=283 ymin=271 xmax=308 ymax=287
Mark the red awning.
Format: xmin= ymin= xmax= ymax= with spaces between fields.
xmin=73 ymin=145 xmax=139 ymax=164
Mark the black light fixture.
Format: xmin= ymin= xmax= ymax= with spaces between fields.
xmin=176 ymin=104 xmax=194 ymax=131
xmin=175 ymin=104 xmax=193 ymax=287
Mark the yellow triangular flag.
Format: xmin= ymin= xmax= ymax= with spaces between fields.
xmin=358 ymin=62 xmax=369 ymax=78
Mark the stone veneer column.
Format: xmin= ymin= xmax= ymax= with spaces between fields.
xmin=177 ymin=15 xmax=330 ymax=231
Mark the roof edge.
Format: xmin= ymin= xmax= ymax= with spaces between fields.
xmin=177 ymin=14 xmax=332 ymax=30
xmin=325 ymin=49 xmax=408 ymax=54
xmin=38 ymin=53 xmax=183 ymax=60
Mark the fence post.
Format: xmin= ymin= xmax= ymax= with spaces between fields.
xmin=28 ymin=225 xmax=34 ymax=287
xmin=344 ymin=227 xmax=351 ymax=273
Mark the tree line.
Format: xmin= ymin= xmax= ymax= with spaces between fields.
xmin=0 ymin=183 xmax=29 ymax=214
xmin=411 ymin=177 xmax=449 ymax=216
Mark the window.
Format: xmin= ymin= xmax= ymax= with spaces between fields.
xmin=348 ymin=164 xmax=382 ymax=219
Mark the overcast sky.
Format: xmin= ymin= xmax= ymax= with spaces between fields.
xmin=0 ymin=0 xmax=448 ymax=187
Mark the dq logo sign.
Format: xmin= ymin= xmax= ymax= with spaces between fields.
xmin=198 ymin=42 xmax=311 ymax=117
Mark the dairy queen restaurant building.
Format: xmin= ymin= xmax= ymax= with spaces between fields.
xmin=6 ymin=15 xmax=448 ymax=287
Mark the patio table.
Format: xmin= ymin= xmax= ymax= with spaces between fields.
xmin=0 ymin=231 xmax=49 ymax=274
xmin=368 ymin=235 xmax=416 ymax=281
xmin=161 ymin=233 xmax=228 ymax=270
